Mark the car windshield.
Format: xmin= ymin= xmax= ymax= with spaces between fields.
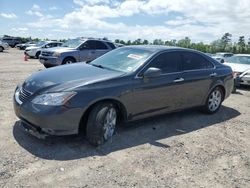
xmin=62 ymin=39 xmax=82 ymax=48
xmin=90 ymin=48 xmax=153 ymax=73
xmin=36 ymin=41 xmax=46 ymax=47
xmin=226 ymin=56 xmax=250 ymax=65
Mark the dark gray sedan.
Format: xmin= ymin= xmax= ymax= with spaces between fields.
xmin=13 ymin=46 xmax=234 ymax=145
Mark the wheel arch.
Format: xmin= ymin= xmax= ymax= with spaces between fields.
xmin=62 ymin=56 xmax=77 ymax=64
xmin=78 ymin=98 xmax=128 ymax=134
xmin=203 ymin=83 xmax=226 ymax=105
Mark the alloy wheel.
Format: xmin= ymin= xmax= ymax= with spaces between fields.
xmin=103 ymin=107 xmax=117 ymax=140
xmin=208 ymin=89 xmax=222 ymax=112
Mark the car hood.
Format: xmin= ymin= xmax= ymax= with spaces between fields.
xmin=22 ymin=63 xmax=125 ymax=93
xmin=224 ymin=62 xmax=250 ymax=73
xmin=43 ymin=47 xmax=77 ymax=53
xmin=26 ymin=46 xmax=39 ymax=50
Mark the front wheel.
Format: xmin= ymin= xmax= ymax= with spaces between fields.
xmin=35 ymin=51 xmax=41 ymax=59
xmin=86 ymin=102 xmax=117 ymax=146
xmin=203 ymin=87 xmax=223 ymax=114
xmin=62 ymin=57 xmax=76 ymax=65
xmin=0 ymin=46 xmax=3 ymax=52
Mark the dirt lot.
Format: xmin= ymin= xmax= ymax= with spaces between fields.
xmin=0 ymin=48 xmax=250 ymax=188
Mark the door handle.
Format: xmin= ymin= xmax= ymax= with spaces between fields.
xmin=173 ymin=78 xmax=184 ymax=83
xmin=209 ymin=72 xmax=217 ymax=77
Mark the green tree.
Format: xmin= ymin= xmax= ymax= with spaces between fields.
xmin=221 ymin=32 xmax=232 ymax=51
xmin=238 ymin=36 xmax=246 ymax=53
xmin=142 ymin=39 xmax=149 ymax=45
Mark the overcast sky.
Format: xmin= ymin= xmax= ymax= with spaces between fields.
xmin=0 ymin=0 xmax=250 ymax=43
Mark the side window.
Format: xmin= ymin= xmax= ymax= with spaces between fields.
xmin=95 ymin=41 xmax=108 ymax=50
xmin=106 ymin=42 xmax=116 ymax=49
xmin=150 ymin=52 xmax=181 ymax=74
xmin=181 ymin=52 xmax=213 ymax=70
xmin=81 ymin=40 xmax=95 ymax=49
xmin=45 ymin=43 xmax=53 ymax=48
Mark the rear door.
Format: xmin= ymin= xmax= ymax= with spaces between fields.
xmin=93 ymin=41 xmax=110 ymax=59
xmin=180 ymin=51 xmax=216 ymax=108
xmin=78 ymin=40 xmax=94 ymax=62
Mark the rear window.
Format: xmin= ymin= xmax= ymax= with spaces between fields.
xmin=95 ymin=41 xmax=108 ymax=50
xmin=106 ymin=42 xmax=116 ymax=49
xmin=181 ymin=52 xmax=214 ymax=70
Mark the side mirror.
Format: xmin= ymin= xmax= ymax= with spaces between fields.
xmin=143 ymin=67 xmax=162 ymax=78
xmin=220 ymin=59 xmax=225 ymax=63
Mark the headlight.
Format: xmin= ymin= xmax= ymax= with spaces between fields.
xmin=31 ymin=92 xmax=76 ymax=106
xmin=53 ymin=52 xmax=61 ymax=57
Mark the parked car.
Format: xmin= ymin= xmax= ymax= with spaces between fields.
xmin=0 ymin=41 xmax=9 ymax=52
xmin=25 ymin=41 xmax=62 ymax=58
xmin=13 ymin=46 xmax=234 ymax=146
xmin=224 ymin=54 xmax=250 ymax=88
xmin=212 ymin=56 xmax=225 ymax=64
xmin=216 ymin=52 xmax=234 ymax=58
xmin=16 ymin=42 xmax=37 ymax=50
xmin=212 ymin=52 xmax=234 ymax=64
xmin=39 ymin=38 xmax=116 ymax=68
xmin=2 ymin=37 xmax=22 ymax=47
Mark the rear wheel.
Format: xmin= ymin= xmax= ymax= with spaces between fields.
xmin=0 ymin=46 xmax=3 ymax=52
xmin=203 ymin=87 xmax=223 ymax=114
xmin=62 ymin=57 xmax=76 ymax=65
xmin=86 ymin=102 xmax=117 ymax=146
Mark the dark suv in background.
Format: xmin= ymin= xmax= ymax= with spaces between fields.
xmin=39 ymin=38 xmax=116 ymax=68
xmin=2 ymin=37 xmax=22 ymax=48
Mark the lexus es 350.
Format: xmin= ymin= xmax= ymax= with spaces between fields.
xmin=13 ymin=46 xmax=234 ymax=146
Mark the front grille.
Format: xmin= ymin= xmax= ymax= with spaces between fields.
xmin=19 ymin=87 xmax=32 ymax=103
xmin=41 ymin=51 xmax=53 ymax=56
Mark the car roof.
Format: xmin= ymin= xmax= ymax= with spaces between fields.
xmin=216 ymin=52 xmax=233 ymax=54
xmin=234 ymin=54 xmax=250 ymax=57
xmin=122 ymin=45 xmax=194 ymax=53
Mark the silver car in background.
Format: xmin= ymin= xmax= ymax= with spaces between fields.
xmin=224 ymin=54 xmax=250 ymax=87
xmin=0 ymin=41 xmax=9 ymax=52
xmin=39 ymin=38 xmax=116 ymax=68
xmin=25 ymin=41 xmax=62 ymax=58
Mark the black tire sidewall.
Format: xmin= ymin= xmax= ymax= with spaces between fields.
xmin=62 ymin=57 xmax=75 ymax=65
xmin=0 ymin=47 xmax=3 ymax=52
xmin=35 ymin=51 xmax=41 ymax=59
xmin=86 ymin=103 xmax=116 ymax=146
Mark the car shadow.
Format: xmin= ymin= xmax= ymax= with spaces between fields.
xmin=238 ymin=85 xmax=250 ymax=91
xmin=13 ymin=106 xmax=240 ymax=161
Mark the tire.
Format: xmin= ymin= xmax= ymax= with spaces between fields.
xmin=62 ymin=57 xmax=76 ymax=65
xmin=86 ymin=102 xmax=117 ymax=146
xmin=35 ymin=51 xmax=41 ymax=59
xmin=203 ymin=87 xmax=223 ymax=114
xmin=0 ymin=46 xmax=3 ymax=52
xmin=44 ymin=65 xmax=51 ymax=68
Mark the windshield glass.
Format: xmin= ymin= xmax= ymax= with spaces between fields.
xmin=227 ymin=56 xmax=250 ymax=65
xmin=62 ymin=39 xmax=82 ymax=48
xmin=36 ymin=41 xmax=46 ymax=47
xmin=90 ymin=48 xmax=153 ymax=73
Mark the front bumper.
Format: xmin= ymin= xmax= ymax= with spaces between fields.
xmin=39 ymin=55 xmax=61 ymax=67
xmin=24 ymin=50 xmax=34 ymax=57
xmin=235 ymin=71 xmax=250 ymax=86
xmin=13 ymin=88 xmax=82 ymax=138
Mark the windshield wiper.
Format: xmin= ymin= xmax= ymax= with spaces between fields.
xmin=91 ymin=64 xmax=104 ymax=69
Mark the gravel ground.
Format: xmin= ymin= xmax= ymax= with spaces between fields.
xmin=0 ymin=48 xmax=250 ymax=188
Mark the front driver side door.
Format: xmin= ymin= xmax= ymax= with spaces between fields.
xmin=130 ymin=51 xmax=185 ymax=120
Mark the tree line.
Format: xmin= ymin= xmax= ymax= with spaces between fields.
xmin=114 ymin=33 xmax=250 ymax=54
xmin=4 ymin=33 xmax=250 ymax=54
